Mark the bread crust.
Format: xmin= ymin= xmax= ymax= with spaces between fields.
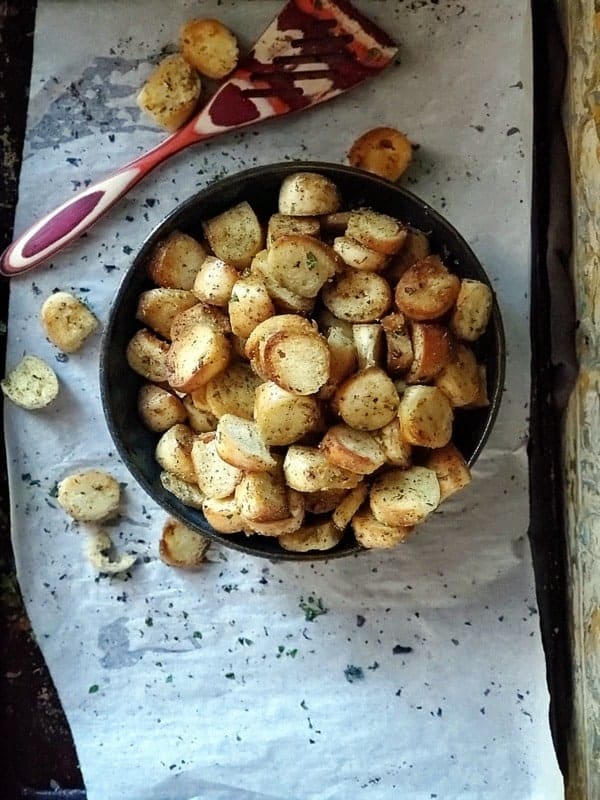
xmin=137 ymin=54 xmax=202 ymax=131
xmin=278 ymin=172 xmax=341 ymax=216
xmin=352 ymin=505 xmax=414 ymax=549
xmin=147 ymin=231 xmax=207 ymax=290
xmin=370 ymin=466 xmax=440 ymax=527
xmin=180 ymin=18 xmax=239 ymax=79
xmin=348 ymin=127 xmax=413 ymax=181
xmin=322 ymin=270 xmax=392 ymax=322
xmin=398 ymin=385 xmax=453 ymax=448
xmin=333 ymin=367 xmax=399 ymax=431
xmin=320 ymin=425 xmax=385 ymax=475
xmin=395 ymin=255 xmax=460 ymax=321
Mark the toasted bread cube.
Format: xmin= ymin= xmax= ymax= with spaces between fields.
xmin=284 ymin=445 xmax=361 ymax=492
xmin=260 ymin=329 xmax=330 ymax=396
xmin=370 ymin=466 xmax=440 ymax=527
xmin=126 ymin=329 xmax=170 ymax=383
xmin=147 ymin=231 xmax=208 ymax=290
xmin=191 ymin=433 xmax=243 ymax=499
xmin=322 ymin=270 xmax=392 ymax=322
xmin=40 ymin=291 xmax=98 ymax=353
xmin=205 ymin=361 xmax=262 ymax=420
xmin=235 ymin=471 xmax=290 ymax=523
xmin=267 ymin=235 xmax=340 ymax=299
xmin=182 ymin=395 xmax=218 ymax=433
xmin=385 ymin=227 xmax=431 ymax=284
xmin=279 ymin=520 xmax=343 ymax=552
xmin=57 ymin=469 xmax=120 ymax=522
xmin=332 ymin=483 xmax=369 ymax=531
xmin=244 ymin=489 xmax=305 ymax=536
xmin=159 ymin=518 xmax=210 ymax=568
xmin=166 ymin=322 xmax=231 ymax=393
xmin=265 ymin=279 xmax=315 ymax=315
xmin=333 ymin=367 xmax=399 ymax=431
xmin=346 ymin=210 xmax=407 ymax=255
xmin=170 ymin=301 xmax=231 ymax=339
xmin=215 ymin=414 xmax=276 ymax=472
xmin=381 ymin=313 xmax=414 ymax=373
xmin=333 ymin=236 xmax=388 ymax=272
xmin=464 ymin=365 xmax=490 ymax=409
xmin=137 ymin=54 xmax=202 ymax=131
xmin=267 ymin=213 xmax=320 ymax=247
xmin=352 ymin=505 xmax=413 ymax=549
xmin=202 ymin=495 xmax=245 ymax=533
xmin=318 ymin=326 xmax=358 ymax=400
xmin=249 ymin=317 xmax=328 ymax=393
xmin=303 ymin=488 xmax=349 ymax=515
xmin=203 ymin=201 xmax=264 ymax=270
xmin=155 ymin=424 xmax=197 ymax=484
xmin=254 ymin=381 xmax=321 ymax=446
xmin=259 ymin=274 xmax=315 ymax=315
xmin=449 ymin=279 xmax=493 ymax=341
xmin=228 ymin=277 xmax=275 ymax=338
xmin=1 ymin=355 xmax=59 ymax=410
xmin=251 ymin=250 xmax=315 ymax=314
xmin=137 ymin=384 xmax=187 ymax=432
xmin=244 ymin=314 xmax=315 ymax=361
xmin=353 ymin=323 xmax=385 ymax=370
xmin=160 ymin=470 xmax=205 ymax=509
xmin=348 ymin=127 xmax=413 ymax=181
xmin=317 ymin=308 xmax=355 ymax=341
xmin=398 ymin=385 xmax=453 ymax=448
xmin=249 ymin=248 xmax=269 ymax=273
xmin=192 ymin=256 xmax=240 ymax=307
xmin=180 ymin=18 xmax=239 ymax=79
xmin=406 ymin=322 xmax=453 ymax=383
xmin=278 ymin=172 xmax=341 ymax=216
xmin=320 ymin=425 xmax=385 ymax=475
xmin=136 ymin=288 xmax=198 ymax=340
xmin=395 ymin=256 xmax=460 ymax=321
xmin=435 ymin=344 xmax=481 ymax=407
xmin=374 ymin=418 xmax=412 ymax=468
xmin=189 ymin=383 xmax=211 ymax=411
xmin=424 ymin=443 xmax=471 ymax=501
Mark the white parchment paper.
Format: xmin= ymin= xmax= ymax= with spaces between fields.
xmin=5 ymin=1 xmax=564 ymax=798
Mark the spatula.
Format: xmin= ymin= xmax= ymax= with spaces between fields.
xmin=0 ymin=0 xmax=396 ymax=277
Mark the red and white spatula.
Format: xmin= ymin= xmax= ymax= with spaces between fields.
xmin=0 ymin=0 xmax=396 ymax=277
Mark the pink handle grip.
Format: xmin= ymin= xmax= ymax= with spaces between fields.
xmin=0 ymin=121 xmax=205 ymax=277
xmin=0 ymin=166 xmax=147 ymax=277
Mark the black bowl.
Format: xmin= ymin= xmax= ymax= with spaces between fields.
xmin=100 ymin=162 xmax=505 ymax=561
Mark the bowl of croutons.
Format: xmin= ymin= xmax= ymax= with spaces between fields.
xmin=100 ymin=162 xmax=505 ymax=561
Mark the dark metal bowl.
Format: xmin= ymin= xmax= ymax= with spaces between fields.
xmin=100 ymin=162 xmax=505 ymax=561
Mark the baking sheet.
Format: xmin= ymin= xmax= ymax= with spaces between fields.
xmin=4 ymin=1 xmax=563 ymax=798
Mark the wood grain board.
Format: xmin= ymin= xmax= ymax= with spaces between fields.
xmin=558 ymin=1 xmax=600 ymax=798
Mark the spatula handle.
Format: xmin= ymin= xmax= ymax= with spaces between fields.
xmin=0 ymin=167 xmax=146 ymax=277
xmin=0 ymin=125 xmax=201 ymax=278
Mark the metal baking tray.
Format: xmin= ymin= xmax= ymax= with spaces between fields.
xmin=0 ymin=0 xmax=572 ymax=796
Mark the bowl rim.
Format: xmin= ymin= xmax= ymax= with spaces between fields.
xmin=100 ymin=160 xmax=506 ymax=561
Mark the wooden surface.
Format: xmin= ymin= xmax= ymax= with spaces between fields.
xmin=559 ymin=2 xmax=600 ymax=798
